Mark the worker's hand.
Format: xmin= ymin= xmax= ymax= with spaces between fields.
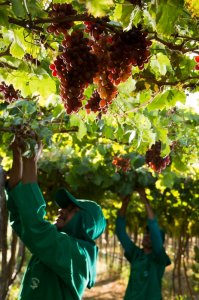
xmin=118 ymin=195 xmax=131 ymax=217
xmin=33 ymin=140 xmax=43 ymax=163
xmin=9 ymin=135 xmax=23 ymax=156
xmin=21 ymin=140 xmax=42 ymax=184
xmin=136 ymin=187 xmax=154 ymax=219
xmin=136 ymin=187 xmax=148 ymax=204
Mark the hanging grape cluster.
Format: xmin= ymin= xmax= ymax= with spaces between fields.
xmin=85 ymin=90 xmax=108 ymax=113
xmin=50 ymin=30 xmax=99 ymax=114
xmin=47 ymin=3 xmax=77 ymax=35
xmin=194 ymin=55 xmax=199 ymax=71
xmin=0 ymin=82 xmax=20 ymax=103
xmin=145 ymin=141 xmax=171 ymax=173
xmin=48 ymin=3 xmax=152 ymax=114
xmin=112 ymin=156 xmax=131 ymax=172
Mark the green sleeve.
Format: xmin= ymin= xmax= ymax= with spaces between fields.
xmin=115 ymin=216 xmax=140 ymax=262
xmin=147 ymin=218 xmax=171 ymax=266
xmin=6 ymin=182 xmax=22 ymax=238
xmin=10 ymin=183 xmax=87 ymax=285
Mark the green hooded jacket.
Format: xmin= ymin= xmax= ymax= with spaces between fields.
xmin=7 ymin=182 xmax=106 ymax=300
xmin=116 ymin=216 xmax=171 ymax=300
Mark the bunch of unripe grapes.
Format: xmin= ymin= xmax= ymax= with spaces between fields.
xmin=145 ymin=141 xmax=171 ymax=173
xmin=48 ymin=3 xmax=152 ymax=114
xmin=0 ymin=82 xmax=20 ymax=103
xmin=112 ymin=157 xmax=131 ymax=172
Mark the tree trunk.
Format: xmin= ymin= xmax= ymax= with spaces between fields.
xmin=0 ymin=164 xmax=26 ymax=300
xmin=0 ymin=164 xmax=9 ymax=300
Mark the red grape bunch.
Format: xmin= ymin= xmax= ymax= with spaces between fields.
xmin=47 ymin=3 xmax=152 ymax=115
xmin=84 ymin=17 xmax=109 ymax=40
xmin=112 ymin=157 xmax=131 ymax=172
xmin=90 ymin=27 xmax=151 ymax=106
xmin=145 ymin=141 xmax=171 ymax=173
xmin=0 ymin=82 xmax=21 ymax=103
xmin=47 ymin=3 xmax=77 ymax=35
xmin=194 ymin=55 xmax=199 ymax=70
xmin=85 ymin=90 xmax=108 ymax=113
xmin=50 ymin=30 xmax=99 ymax=114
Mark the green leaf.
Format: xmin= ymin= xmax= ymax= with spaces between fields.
xmin=52 ymin=104 xmax=64 ymax=118
xmin=150 ymin=53 xmax=171 ymax=76
xmin=118 ymin=77 xmax=136 ymax=95
xmin=77 ymin=120 xmax=87 ymax=140
xmin=134 ymin=114 xmax=152 ymax=130
xmin=157 ymin=172 xmax=177 ymax=189
xmin=11 ymin=0 xmax=26 ymax=18
xmin=7 ymin=71 xmax=31 ymax=97
xmin=102 ymin=125 xmax=115 ymax=139
xmin=8 ymin=99 xmax=37 ymax=115
xmin=112 ymin=3 xmax=135 ymax=28
xmin=148 ymin=90 xmax=186 ymax=111
xmin=155 ymin=0 xmax=184 ymax=36
xmin=0 ymin=8 xmax=9 ymax=26
xmin=172 ymin=155 xmax=187 ymax=172
xmin=29 ymin=75 xmax=57 ymax=104
xmin=38 ymin=127 xmax=53 ymax=144
xmin=85 ymin=0 xmax=114 ymax=17
xmin=125 ymin=5 xmax=142 ymax=30
xmin=70 ymin=115 xmax=80 ymax=127
xmin=10 ymin=40 xmax=25 ymax=59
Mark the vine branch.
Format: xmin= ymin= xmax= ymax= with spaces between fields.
xmin=0 ymin=1 xmax=10 ymax=5
xmin=0 ymin=62 xmax=17 ymax=70
xmin=0 ymin=45 xmax=11 ymax=58
xmin=139 ymin=75 xmax=199 ymax=88
xmin=8 ymin=14 xmax=120 ymax=32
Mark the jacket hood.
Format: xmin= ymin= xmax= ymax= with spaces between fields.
xmin=55 ymin=188 xmax=106 ymax=241
xmin=55 ymin=189 xmax=106 ymax=289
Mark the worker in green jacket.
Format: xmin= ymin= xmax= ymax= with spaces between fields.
xmin=115 ymin=188 xmax=171 ymax=300
xmin=7 ymin=138 xmax=106 ymax=300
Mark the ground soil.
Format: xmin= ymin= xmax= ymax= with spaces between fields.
xmin=83 ymin=260 xmax=126 ymax=300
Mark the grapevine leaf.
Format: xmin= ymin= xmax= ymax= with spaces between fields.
xmin=38 ymin=127 xmax=53 ymax=145
xmin=155 ymin=0 xmax=184 ymax=36
xmin=29 ymin=76 xmax=57 ymax=104
xmin=157 ymin=172 xmax=177 ymax=188
xmin=125 ymin=5 xmax=142 ymax=30
xmin=69 ymin=114 xmax=80 ymax=127
xmin=85 ymin=0 xmax=114 ymax=17
xmin=172 ymin=155 xmax=187 ymax=172
xmin=10 ymin=0 xmax=26 ymax=18
xmin=0 ymin=8 xmax=9 ymax=26
xmin=118 ymin=77 xmax=136 ymax=95
xmin=102 ymin=125 xmax=115 ymax=139
xmin=10 ymin=41 xmax=25 ymax=59
xmin=77 ymin=120 xmax=87 ymax=140
xmin=150 ymin=53 xmax=171 ymax=76
xmin=112 ymin=3 xmax=135 ymax=28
